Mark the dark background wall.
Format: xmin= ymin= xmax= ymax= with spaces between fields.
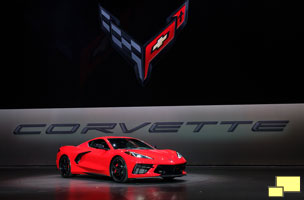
xmin=0 ymin=104 xmax=303 ymax=166
xmin=17 ymin=0 xmax=304 ymax=109
xmin=2 ymin=1 xmax=303 ymax=166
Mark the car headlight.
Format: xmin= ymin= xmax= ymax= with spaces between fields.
xmin=177 ymin=152 xmax=183 ymax=159
xmin=125 ymin=151 xmax=153 ymax=159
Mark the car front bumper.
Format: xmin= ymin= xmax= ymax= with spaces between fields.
xmin=127 ymin=162 xmax=187 ymax=179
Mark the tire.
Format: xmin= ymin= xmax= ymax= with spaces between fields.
xmin=110 ymin=156 xmax=128 ymax=183
xmin=59 ymin=155 xmax=73 ymax=178
xmin=162 ymin=177 xmax=175 ymax=181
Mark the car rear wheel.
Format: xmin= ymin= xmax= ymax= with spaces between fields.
xmin=59 ymin=155 xmax=73 ymax=178
xmin=110 ymin=156 xmax=128 ymax=183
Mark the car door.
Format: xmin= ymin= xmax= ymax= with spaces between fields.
xmin=78 ymin=139 xmax=111 ymax=174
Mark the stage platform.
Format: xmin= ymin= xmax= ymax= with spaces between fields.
xmin=0 ymin=166 xmax=303 ymax=200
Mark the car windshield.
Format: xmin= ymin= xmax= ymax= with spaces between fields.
xmin=108 ymin=138 xmax=153 ymax=150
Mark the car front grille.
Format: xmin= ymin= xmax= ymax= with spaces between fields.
xmin=154 ymin=163 xmax=186 ymax=175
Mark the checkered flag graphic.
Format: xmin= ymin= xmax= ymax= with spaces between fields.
xmin=99 ymin=6 xmax=145 ymax=82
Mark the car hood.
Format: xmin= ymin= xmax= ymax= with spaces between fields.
xmin=124 ymin=149 xmax=185 ymax=163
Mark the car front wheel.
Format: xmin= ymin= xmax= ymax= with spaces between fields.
xmin=110 ymin=156 xmax=128 ymax=183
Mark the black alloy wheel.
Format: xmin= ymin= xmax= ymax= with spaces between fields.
xmin=59 ymin=155 xmax=73 ymax=178
xmin=110 ymin=156 xmax=128 ymax=183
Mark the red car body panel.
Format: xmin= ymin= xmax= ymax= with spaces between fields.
xmin=56 ymin=136 xmax=187 ymax=179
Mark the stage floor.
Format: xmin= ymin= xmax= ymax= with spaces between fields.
xmin=0 ymin=166 xmax=303 ymax=200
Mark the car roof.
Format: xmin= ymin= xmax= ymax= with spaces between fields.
xmin=88 ymin=136 xmax=137 ymax=141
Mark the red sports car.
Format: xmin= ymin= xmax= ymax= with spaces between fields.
xmin=56 ymin=136 xmax=187 ymax=182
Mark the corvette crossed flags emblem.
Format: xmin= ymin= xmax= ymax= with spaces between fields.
xmin=99 ymin=0 xmax=189 ymax=85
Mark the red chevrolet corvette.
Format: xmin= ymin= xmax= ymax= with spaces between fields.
xmin=56 ymin=136 xmax=187 ymax=182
